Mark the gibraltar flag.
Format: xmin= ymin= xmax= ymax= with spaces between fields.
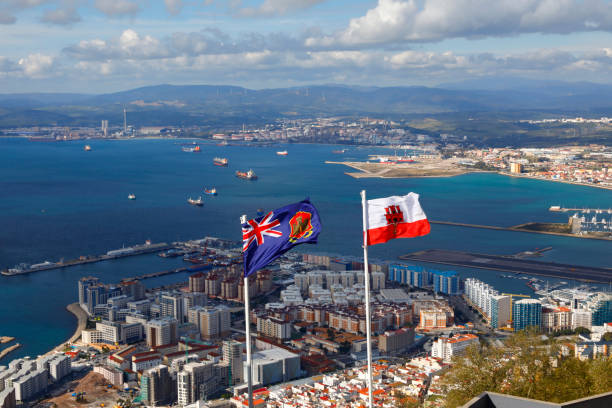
xmin=365 ymin=193 xmax=430 ymax=246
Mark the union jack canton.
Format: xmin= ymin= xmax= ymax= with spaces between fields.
xmin=241 ymin=199 xmax=321 ymax=278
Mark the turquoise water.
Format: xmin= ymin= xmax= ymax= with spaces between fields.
xmin=0 ymin=138 xmax=610 ymax=361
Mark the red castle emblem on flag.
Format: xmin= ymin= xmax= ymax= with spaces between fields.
xmin=288 ymin=211 xmax=313 ymax=243
xmin=384 ymin=205 xmax=404 ymax=225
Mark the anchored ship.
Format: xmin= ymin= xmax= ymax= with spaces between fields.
xmin=204 ymin=188 xmax=217 ymax=196
xmin=182 ymin=145 xmax=201 ymax=153
xmin=236 ymin=169 xmax=257 ymax=180
xmin=213 ymin=157 xmax=228 ymax=166
xmin=276 ymin=150 xmax=288 ymax=156
xmin=188 ymin=197 xmax=203 ymax=206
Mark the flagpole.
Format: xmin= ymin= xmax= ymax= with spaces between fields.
xmin=240 ymin=214 xmax=254 ymax=408
xmin=360 ymin=190 xmax=374 ymax=408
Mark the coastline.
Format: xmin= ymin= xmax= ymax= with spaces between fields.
xmin=502 ymin=172 xmax=612 ymax=191
xmin=326 ymin=160 xmax=611 ymax=190
xmin=43 ymin=303 xmax=88 ymax=357
xmin=0 ymin=343 xmax=21 ymax=361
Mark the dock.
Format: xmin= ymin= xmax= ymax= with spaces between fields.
xmin=1 ymin=242 xmax=171 ymax=276
xmin=549 ymin=206 xmax=612 ymax=213
xmin=399 ymin=249 xmax=612 ymax=283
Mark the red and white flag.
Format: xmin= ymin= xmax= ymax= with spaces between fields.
xmin=365 ymin=193 xmax=430 ymax=246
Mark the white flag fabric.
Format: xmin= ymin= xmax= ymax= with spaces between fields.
xmin=365 ymin=192 xmax=430 ymax=245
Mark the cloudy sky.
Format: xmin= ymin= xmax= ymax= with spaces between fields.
xmin=1 ymin=0 xmax=612 ymax=93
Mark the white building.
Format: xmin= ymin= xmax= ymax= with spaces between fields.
xmin=94 ymin=365 xmax=123 ymax=386
xmin=250 ymin=348 xmax=300 ymax=386
xmin=431 ymin=334 xmax=479 ymax=362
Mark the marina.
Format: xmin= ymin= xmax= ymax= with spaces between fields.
xmin=399 ymin=249 xmax=612 ymax=283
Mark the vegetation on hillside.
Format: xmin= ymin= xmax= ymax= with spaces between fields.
xmin=437 ymin=330 xmax=612 ymax=407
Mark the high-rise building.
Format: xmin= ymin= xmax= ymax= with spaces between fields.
xmin=160 ymin=293 xmax=185 ymax=323
xmin=188 ymin=273 xmax=206 ymax=293
xmin=177 ymin=361 xmax=216 ymax=406
xmin=188 ymin=306 xmax=231 ymax=340
xmin=388 ymin=264 xmax=429 ymax=288
xmin=78 ymin=276 xmax=99 ymax=310
xmin=431 ymin=270 xmax=460 ymax=295
xmin=222 ymin=340 xmax=243 ymax=386
xmin=513 ymin=299 xmax=542 ymax=332
xmin=141 ymin=365 xmax=175 ymax=406
xmin=119 ymin=280 xmax=145 ymax=301
xmin=589 ymin=293 xmax=612 ymax=326
xmin=464 ymin=278 xmax=499 ymax=318
xmin=490 ymin=295 xmax=512 ymax=329
xmin=101 ymin=119 xmax=108 ymax=137
xmin=145 ymin=318 xmax=178 ymax=347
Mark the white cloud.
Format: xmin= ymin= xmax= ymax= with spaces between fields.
xmin=239 ymin=0 xmax=326 ymax=17
xmin=18 ymin=53 xmax=55 ymax=77
xmin=94 ymin=0 xmax=140 ymax=17
xmin=306 ymin=0 xmax=612 ymax=47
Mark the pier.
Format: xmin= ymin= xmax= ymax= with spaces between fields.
xmin=1 ymin=242 xmax=171 ymax=276
xmin=549 ymin=206 xmax=612 ymax=213
xmin=399 ymin=249 xmax=612 ymax=283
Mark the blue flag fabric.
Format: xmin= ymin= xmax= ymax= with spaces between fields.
xmin=242 ymin=199 xmax=321 ymax=277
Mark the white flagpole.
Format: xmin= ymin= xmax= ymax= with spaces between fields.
xmin=240 ymin=214 xmax=254 ymax=408
xmin=360 ymin=190 xmax=374 ymax=408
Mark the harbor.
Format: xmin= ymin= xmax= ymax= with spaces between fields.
xmin=1 ymin=241 xmax=170 ymax=276
xmin=399 ymin=249 xmax=612 ymax=283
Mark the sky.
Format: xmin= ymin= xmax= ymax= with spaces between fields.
xmin=1 ymin=0 xmax=612 ymax=93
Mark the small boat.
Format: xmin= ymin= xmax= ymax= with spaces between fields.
xmin=332 ymin=149 xmax=346 ymax=154
xmin=84 ymin=145 xmax=92 ymax=151
xmin=204 ymin=188 xmax=217 ymax=196
xmin=236 ymin=169 xmax=257 ymax=180
xmin=217 ymin=141 xmax=228 ymax=146
xmin=182 ymin=145 xmax=201 ymax=153
xmin=128 ymin=194 xmax=136 ymax=200
xmin=276 ymin=150 xmax=288 ymax=156
xmin=213 ymin=157 xmax=228 ymax=166
xmin=188 ymin=197 xmax=203 ymax=206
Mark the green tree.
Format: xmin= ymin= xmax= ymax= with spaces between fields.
xmin=439 ymin=330 xmax=612 ymax=408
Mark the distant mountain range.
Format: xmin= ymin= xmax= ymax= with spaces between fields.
xmin=0 ymin=79 xmax=611 ymax=128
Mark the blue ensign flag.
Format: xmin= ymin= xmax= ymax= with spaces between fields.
xmin=242 ymin=199 xmax=321 ymax=277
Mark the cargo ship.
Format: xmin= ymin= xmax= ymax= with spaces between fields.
xmin=276 ymin=150 xmax=288 ymax=156
xmin=182 ymin=145 xmax=201 ymax=153
xmin=213 ymin=157 xmax=228 ymax=166
xmin=236 ymin=169 xmax=257 ymax=180
xmin=188 ymin=197 xmax=204 ymax=206
xmin=204 ymin=188 xmax=217 ymax=196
